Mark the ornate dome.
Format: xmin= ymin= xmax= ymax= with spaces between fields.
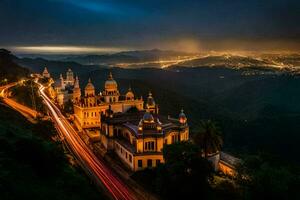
xmin=84 ymin=78 xmax=95 ymax=97
xmin=85 ymin=78 xmax=94 ymax=90
xmin=143 ymin=111 xmax=154 ymax=123
xmin=105 ymin=72 xmax=118 ymax=90
xmin=146 ymin=91 xmax=155 ymax=107
xmin=179 ymin=109 xmax=187 ymax=124
xmin=125 ymin=87 xmax=134 ymax=100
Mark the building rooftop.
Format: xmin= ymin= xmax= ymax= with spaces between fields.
xmin=220 ymin=152 xmax=242 ymax=168
xmin=102 ymin=111 xmax=186 ymax=137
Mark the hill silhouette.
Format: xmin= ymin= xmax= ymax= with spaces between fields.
xmin=0 ymin=49 xmax=29 ymax=83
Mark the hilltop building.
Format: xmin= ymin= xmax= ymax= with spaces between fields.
xmin=72 ymin=72 xmax=189 ymax=171
xmin=53 ymin=68 xmax=75 ymax=106
xmin=73 ymin=72 xmax=144 ymax=130
xmin=100 ymin=109 xmax=189 ymax=171
xmin=57 ymin=68 xmax=75 ymax=90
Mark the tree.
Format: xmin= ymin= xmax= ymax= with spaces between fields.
xmin=126 ymin=106 xmax=138 ymax=113
xmin=63 ymin=99 xmax=74 ymax=114
xmin=162 ymin=142 xmax=213 ymax=199
xmin=236 ymin=154 xmax=300 ymax=200
xmin=193 ymin=120 xmax=223 ymax=158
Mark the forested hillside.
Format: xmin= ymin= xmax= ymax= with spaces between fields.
xmin=0 ymin=49 xmax=29 ymax=84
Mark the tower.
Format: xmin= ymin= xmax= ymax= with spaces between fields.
xmin=103 ymin=72 xmax=120 ymax=103
xmin=84 ymin=78 xmax=96 ymax=107
xmin=66 ymin=68 xmax=74 ymax=86
xmin=73 ymin=76 xmax=81 ymax=103
xmin=84 ymin=78 xmax=95 ymax=97
xmin=125 ymin=86 xmax=134 ymax=100
xmin=42 ymin=67 xmax=50 ymax=78
xmin=145 ymin=91 xmax=159 ymax=114
xmin=178 ymin=109 xmax=187 ymax=125
xmin=59 ymin=74 xmax=65 ymax=90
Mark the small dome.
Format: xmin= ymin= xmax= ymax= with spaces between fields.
xmin=85 ymin=78 xmax=95 ymax=90
xmin=179 ymin=109 xmax=187 ymax=124
xmin=105 ymin=72 xmax=118 ymax=89
xmin=126 ymin=87 xmax=134 ymax=99
xmin=146 ymin=91 xmax=155 ymax=106
xmin=143 ymin=111 xmax=154 ymax=123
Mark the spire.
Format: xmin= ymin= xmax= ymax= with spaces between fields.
xmin=42 ymin=67 xmax=50 ymax=78
xmin=60 ymin=73 xmax=63 ymax=80
xmin=74 ymin=76 xmax=80 ymax=88
xmin=108 ymin=72 xmax=113 ymax=80
xmin=88 ymin=77 xmax=91 ymax=83
xmin=43 ymin=67 xmax=48 ymax=73
xmin=148 ymin=91 xmax=152 ymax=97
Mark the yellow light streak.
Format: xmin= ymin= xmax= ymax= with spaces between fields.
xmin=12 ymin=46 xmax=130 ymax=54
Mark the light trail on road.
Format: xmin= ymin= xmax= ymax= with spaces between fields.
xmin=0 ymin=82 xmax=38 ymax=119
xmin=38 ymin=84 xmax=138 ymax=200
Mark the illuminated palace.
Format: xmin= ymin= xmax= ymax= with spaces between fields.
xmin=73 ymin=72 xmax=189 ymax=171
xmin=54 ymin=68 xmax=76 ymax=106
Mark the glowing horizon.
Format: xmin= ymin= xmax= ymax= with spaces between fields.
xmin=11 ymin=46 xmax=132 ymax=54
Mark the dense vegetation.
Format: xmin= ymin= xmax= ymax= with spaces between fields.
xmin=0 ymin=49 xmax=29 ymax=84
xmin=10 ymin=80 xmax=45 ymax=112
xmin=236 ymin=153 xmax=300 ymax=200
xmin=0 ymin=104 xmax=106 ymax=200
xmin=132 ymin=142 xmax=300 ymax=200
xmin=132 ymin=142 xmax=213 ymax=199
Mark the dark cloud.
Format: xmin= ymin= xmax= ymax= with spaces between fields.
xmin=0 ymin=0 xmax=299 ymax=52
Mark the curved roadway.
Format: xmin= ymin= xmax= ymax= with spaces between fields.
xmin=39 ymin=84 xmax=139 ymax=200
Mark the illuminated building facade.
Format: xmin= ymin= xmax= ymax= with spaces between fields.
xmin=72 ymin=72 xmax=189 ymax=171
xmin=73 ymin=72 xmax=144 ymax=130
xmin=53 ymin=68 xmax=75 ymax=106
xmin=100 ymin=109 xmax=189 ymax=171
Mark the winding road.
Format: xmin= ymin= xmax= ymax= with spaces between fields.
xmin=0 ymin=81 xmax=38 ymax=121
xmin=38 ymin=84 xmax=139 ymax=200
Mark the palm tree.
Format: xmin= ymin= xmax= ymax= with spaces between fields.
xmin=193 ymin=120 xmax=223 ymax=158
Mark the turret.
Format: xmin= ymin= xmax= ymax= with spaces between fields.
xmin=84 ymin=78 xmax=96 ymax=107
xmin=84 ymin=78 xmax=95 ymax=97
xmin=178 ymin=109 xmax=187 ymax=125
xmin=66 ymin=68 xmax=74 ymax=86
xmin=73 ymin=76 xmax=81 ymax=103
xmin=138 ymin=111 xmax=162 ymax=135
xmin=145 ymin=91 xmax=159 ymax=114
xmin=42 ymin=67 xmax=50 ymax=78
xmin=103 ymin=72 xmax=120 ymax=103
xmin=59 ymin=74 xmax=65 ymax=90
xmin=125 ymin=86 xmax=134 ymax=100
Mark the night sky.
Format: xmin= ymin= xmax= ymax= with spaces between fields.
xmin=1 ymin=0 xmax=300 ymax=53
